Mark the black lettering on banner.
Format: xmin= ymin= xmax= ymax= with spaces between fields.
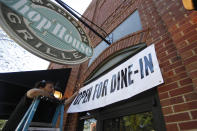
xmin=110 ymin=74 xmax=116 ymax=93
xmin=96 ymin=82 xmax=103 ymax=99
xmin=111 ymin=67 xmax=130 ymax=94
xmin=117 ymin=72 xmax=120 ymax=90
xmin=144 ymin=53 xmax=154 ymax=76
xmin=73 ymin=92 xmax=83 ymax=105
xmin=102 ymin=79 xmax=108 ymax=97
xmin=80 ymin=91 xmax=86 ymax=104
xmin=73 ymin=87 xmax=93 ymax=105
xmin=92 ymin=83 xmax=99 ymax=100
xmin=139 ymin=53 xmax=154 ymax=79
xmin=121 ymin=68 xmax=128 ymax=89
xmin=139 ymin=58 xmax=144 ymax=79
xmin=82 ymin=87 xmax=93 ymax=104
xmin=73 ymin=95 xmax=79 ymax=105
xmin=82 ymin=91 xmax=87 ymax=104
xmin=128 ymin=64 xmax=134 ymax=85
xmin=86 ymin=87 xmax=93 ymax=102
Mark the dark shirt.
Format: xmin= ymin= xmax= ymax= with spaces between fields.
xmin=2 ymin=94 xmax=59 ymax=130
xmin=2 ymin=94 xmax=32 ymax=131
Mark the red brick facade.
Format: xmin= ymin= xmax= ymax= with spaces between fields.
xmin=49 ymin=0 xmax=197 ymax=130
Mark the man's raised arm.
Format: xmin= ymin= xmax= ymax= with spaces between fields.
xmin=64 ymin=91 xmax=78 ymax=106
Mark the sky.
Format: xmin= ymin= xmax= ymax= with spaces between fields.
xmin=59 ymin=0 xmax=92 ymax=14
xmin=0 ymin=0 xmax=92 ymax=73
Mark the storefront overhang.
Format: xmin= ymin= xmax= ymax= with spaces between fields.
xmin=0 ymin=68 xmax=71 ymax=119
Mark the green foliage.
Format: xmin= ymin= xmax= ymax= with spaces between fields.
xmin=123 ymin=112 xmax=154 ymax=131
xmin=0 ymin=120 xmax=6 ymax=130
xmin=103 ymin=112 xmax=154 ymax=131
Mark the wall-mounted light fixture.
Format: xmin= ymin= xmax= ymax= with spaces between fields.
xmin=54 ymin=90 xmax=63 ymax=99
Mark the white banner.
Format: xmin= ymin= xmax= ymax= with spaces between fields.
xmin=67 ymin=44 xmax=164 ymax=113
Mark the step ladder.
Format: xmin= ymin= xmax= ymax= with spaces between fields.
xmin=16 ymin=96 xmax=65 ymax=131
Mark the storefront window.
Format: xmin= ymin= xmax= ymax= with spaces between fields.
xmin=88 ymin=41 xmax=109 ymax=66
xmin=88 ymin=10 xmax=142 ymax=66
xmin=103 ymin=112 xmax=154 ymax=131
xmin=83 ymin=118 xmax=97 ymax=131
xmin=110 ymin=10 xmax=142 ymax=43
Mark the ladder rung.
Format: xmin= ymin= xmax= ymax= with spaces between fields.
xmin=30 ymin=122 xmax=52 ymax=127
xmin=28 ymin=127 xmax=60 ymax=131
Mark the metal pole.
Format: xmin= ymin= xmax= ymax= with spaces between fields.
xmin=55 ymin=0 xmax=111 ymax=45
xmin=62 ymin=2 xmax=108 ymax=37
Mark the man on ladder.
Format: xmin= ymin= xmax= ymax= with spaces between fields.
xmin=2 ymin=80 xmax=78 ymax=131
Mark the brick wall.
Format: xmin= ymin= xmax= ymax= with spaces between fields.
xmin=48 ymin=64 xmax=80 ymax=130
xmin=49 ymin=0 xmax=197 ymax=130
xmin=138 ymin=0 xmax=197 ymax=130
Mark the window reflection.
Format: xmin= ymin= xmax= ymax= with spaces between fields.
xmin=83 ymin=118 xmax=97 ymax=131
xmin=103 ymin=112 xmax=154 ymax=131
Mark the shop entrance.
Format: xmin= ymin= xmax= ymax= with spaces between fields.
xmin=78 ymin=88 xmax=166 ymax=131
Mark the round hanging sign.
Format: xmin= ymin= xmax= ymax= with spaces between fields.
xmin=0 ymin=0 xmax=93 ymax=64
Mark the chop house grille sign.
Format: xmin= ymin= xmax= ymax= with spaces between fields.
xmin=68 ymin=45 xmax=164 ymax=113
xmin=0 ymin=0 xmax=93 ymax=64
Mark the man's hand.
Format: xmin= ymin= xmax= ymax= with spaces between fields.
xmin=64 ymin=91 xmax=79 ymax=106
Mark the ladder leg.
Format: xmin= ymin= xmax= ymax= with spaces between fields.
xmin=59 ymin=104 xmax=64 ymax=131
xmin=16 ymin=100 xmax=35 ymax=131
xmin=52 ymin=105 xmax=61 ymax=127
xmin=22 ymin=99 xmax=40 ymax=131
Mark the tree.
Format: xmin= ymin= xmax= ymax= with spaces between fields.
xmin=0 ymin=120 xmax=6 ymax=129
xmin=123 ymin=112 xmax=154 ymax=131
